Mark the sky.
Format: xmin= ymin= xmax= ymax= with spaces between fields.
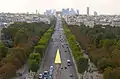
xmin=0 ymin=0 xmax=120 ymax=15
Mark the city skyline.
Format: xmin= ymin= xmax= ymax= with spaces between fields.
xmin=0 ymin=0 xmax=120 ymax=15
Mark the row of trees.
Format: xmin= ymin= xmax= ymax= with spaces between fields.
xmin=0 ymin=22 xmax=51 ymax=79
xmin=28 ymin=26 xmax=54 ymax=72
xmin=74 ymin=24 xmax=120 ymax=79
xmin=0 ymin=42 xmax=8 ymax=61
xmin=29 ymin=53 xmax=40 ymax=72
xmin=63 ymin=21 xmax=88 ymax=73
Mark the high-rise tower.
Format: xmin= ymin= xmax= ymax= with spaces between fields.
xmin=77 ymin=9 xmax=79 ymax=15
xmin=87 ymin=7 xmax=89 ymax=16
xmin=94 ymin=11 xmax=98 ymax=16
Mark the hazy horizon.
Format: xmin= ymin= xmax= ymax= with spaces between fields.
xmin=0 ymin=0 xmax=120 ymax=15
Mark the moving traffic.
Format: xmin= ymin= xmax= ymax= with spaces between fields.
xmin=36 ymin=16 xmax=78 ymax=79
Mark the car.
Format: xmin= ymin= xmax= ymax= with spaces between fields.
xmin=24 ymin=77 xmax=28 ymax=79
xmin=39 ymin=73 xmax=43 ymax=79
xmin=43 ymin=71 xmax=48 ymax=79
xmin=69 ymin=74 xmax=73 ymax=77
xmin=50 ymin=66 xmax=54 ymax=71
xmin=67 ymin=60 xmax=71 ymax=66
xmin=49 ymin=66 xmax=54 ymax=76
xmin=64 ymin=66 xmax=67 ymax=69
xmin=16 ymin=72 xmax=22 ymax=77
xmin=49 ymin=70 xmax=53 ymax=76
xmin=49 ymin=75 xmax=53 ymax=79
xmin=64 ymin=50 xmax=67 ymax=52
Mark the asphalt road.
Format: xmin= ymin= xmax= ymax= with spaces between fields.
xmin=36 ymin=17 xmax=78 ymax=79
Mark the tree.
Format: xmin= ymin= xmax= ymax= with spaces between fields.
xmin=34 ymin=45 xmax=45 ymax=57
xmin=0 ymin=45 xmax=8 ymax=59
xmin=97 ymin=58 xmax=115 ymax=70
xmin=29 ymin=53 xmax=40 ymax=72
xmin=77 ymin=57 xmax=88 ymax=73
xmin=14 ymin=28 xmax=28 ymax=46
xmin=111 ymin=49 xmax=120 ymax=59
xmin=103 ymin=67 xmax=112 ymax=79
xmin=105 ymin=32 xmax=116 ymax=39
xmin=93 ymin=33 xmax=103 ymax=48
xmin=103 ymin=39 xmax=112 ymax=49
xmin=117 ymin=40 xmax=120 ymax=49
xmin=0 ymin=42 xmax=4 ymax=46
xmin=109 ymin=67 xmax=120 ymax=79
xmin=29 ymin=53 xmax=40 ymax=63
xmin=102 ymin=39 xmax=115 ymax=58
xmin=1 ymin=56 xmax=22 ymax=69
xmin=28 ymin=59 xmax=39 ymax=72
xmin=0 ymin=63 xmax=17 ymax=79
xmin=1 ymin=27 xmax=18 ymax=40
xmin=0 ymin=22 xmax=51 ymax=79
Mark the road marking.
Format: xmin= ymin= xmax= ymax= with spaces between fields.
xmin=54 ymin=49 xmax=61 ymax=64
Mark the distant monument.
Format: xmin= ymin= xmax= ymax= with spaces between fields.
xmin=56 ymin=11 xmax=62 ymax=17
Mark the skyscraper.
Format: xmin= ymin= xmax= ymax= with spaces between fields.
xmin=36 ymin=9 xmax=38 ymax=14
xmin=70 ymin=8 xmax=76 ymax=15
xmin=87 ymin=7 xmax=89 ymax=16
xmin=94 ymin=11 xmax=98 ymax=16
xmin=77 ymin=9 xmax=79 ymax=15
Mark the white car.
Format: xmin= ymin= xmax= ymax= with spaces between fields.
xmin=43 ymin=71 xmax=48 ymax=79
xmin=49 ymin=66 xmax=54 ymax=76
xmin=50 ymin=66 xmax=54 ymax=71
xmin=39 ymin=73 xmax=43 ymax=79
